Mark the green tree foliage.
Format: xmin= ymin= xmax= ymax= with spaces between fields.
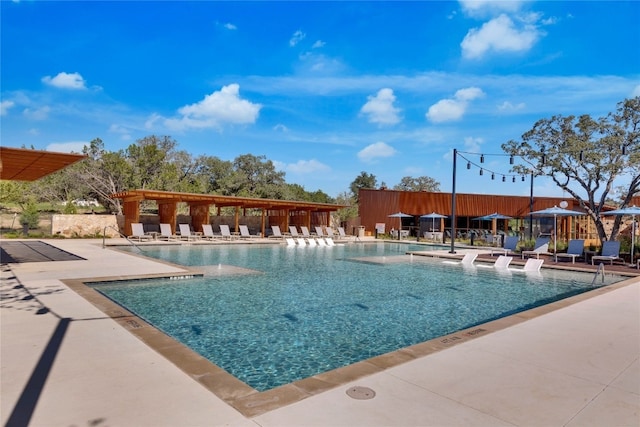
xmin=350 ymin=171 xmax=377 ymax=202
xmin=502 ymin=97 xmax=640 ymax=243
xmin=334 ymin=191 xmax=358 ymax=224
xmin=393 ymin=176 xmax=441 ymax=192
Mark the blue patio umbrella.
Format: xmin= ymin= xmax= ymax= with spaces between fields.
xmin=530 ymin=206 xmax=584 ymax=261
xmin=472 ymin=212 xmax=513 ymax=221
xmin=603 ymin=205 xmax=640 ymax=264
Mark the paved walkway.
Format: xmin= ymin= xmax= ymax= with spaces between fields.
xmin=1 ymin=239 xmax=638 ymax=426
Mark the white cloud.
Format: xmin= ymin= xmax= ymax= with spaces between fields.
xmin=360 ymin=88 xmax=401 ymax=126
xmin=273 ymin=123 xmax=289 ymax=132
xmin=224 ymin=22 xmax=237 ymax=30
xmin=632 ymin=85 xmax=640 ymax=97
xmin=1 ymin=100 xmax=15 ymax=115
xmin=358 ymin=142 xmax=397 ymax=163
xmin=463 ymin=136 xmax=484 ymax=153
xmin=312 ymin=40 xmax=325 ymax=49
xmin=163 ymin=84 xmax=261 ymax=131
xmin=41 ymin=72 xmax=87 ymax=89
xmin=22 ymin=106 xmax=51 ymax=120
xmin=461 ymin=14 xmax=540 ymax=59
xmin=426 ymin=87 xmax=484 ymax=123
xmin=459 ymin=0 xmax=525 ymax=17
xmin=46 ymin=141 xmax=87 ymax=153
xmin=289 ymin=30 xmax=306 ymax=47
xmin=497 ymin=100 xmax=526 ymax=112
xmin=284 ymin=159 xmax=331 ymax=174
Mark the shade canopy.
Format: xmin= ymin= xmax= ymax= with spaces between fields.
xmin=388 ymin=212 xmax=413 ymax=218
xmin=420 ymin=212 xmax=447 ymax=219
xmin=0 ymin=146 xmax=86 ymax=181
xmin=530 ymin=206 xmax=584 ymax=261
xmin=472 ymin=212 xmax=513 ymax=221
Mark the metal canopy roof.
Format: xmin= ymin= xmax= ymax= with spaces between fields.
xmin=0 ymin=147 xmax=86 ymax=181
xmin=111 ymin=189 xmax=347 ymax=211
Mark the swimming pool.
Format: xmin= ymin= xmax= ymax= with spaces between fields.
xmin=94 ymin=243 xmax=621 ymax=391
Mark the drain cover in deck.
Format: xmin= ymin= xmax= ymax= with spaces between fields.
xmin=346 ymin=386 xmax=376 ymax=400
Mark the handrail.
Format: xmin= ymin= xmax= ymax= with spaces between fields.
xmin=102 ymin=225 xmax=144 ymax=252
xmin=591 ymin=262 xmax=605 ymax=286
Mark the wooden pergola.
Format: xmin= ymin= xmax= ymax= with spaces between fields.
xmin=0 ymin=146 xmax=86 ymax=181
xmin=111 ymin=189 xmax=347 ymax=236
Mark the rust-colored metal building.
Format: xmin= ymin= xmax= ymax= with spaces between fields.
xmin=358 ymin=188 xmax=596 ymax=242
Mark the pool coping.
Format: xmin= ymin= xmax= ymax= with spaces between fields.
xmin=62 ymin=247 xmax=640 ymax=418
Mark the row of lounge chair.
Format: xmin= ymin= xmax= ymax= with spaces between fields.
xmin=128 ymin=223 xmax=351 ymax=243
xmin=285 ymin=237 xmax=337 ymax=247
xmin=490 ymin=236 xmax=625 ymax=265
xmin=443 ymin=253 xmax=544 ymax=271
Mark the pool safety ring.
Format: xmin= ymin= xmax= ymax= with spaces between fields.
xmin=346 ymin=386 xmax=376 ymax=400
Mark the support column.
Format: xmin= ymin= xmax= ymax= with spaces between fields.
xmin=158 ymin=201 xmax=178 ymax=234
xmin=122 ymin=200 xmax=140 ymax=236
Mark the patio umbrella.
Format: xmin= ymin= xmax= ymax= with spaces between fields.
xmin=472 ymin=212 xmax=513 ymax=221
xmin=530 ymin=206 xmax=584 ymax=261
xmin=420 ymin=212 xmax=447 ymax=232
xmin=388 ymin=212 xmax=413 ymax=240
xmin=603 ymin=205 xmax=640 ymax=264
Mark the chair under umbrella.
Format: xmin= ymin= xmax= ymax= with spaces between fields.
xmin=530 ymin=206 xmax=584 ymax=261
xmin=603 ymin=205 xmax=640 ymax=264
xmin=388 ymin=212 xmax=413 ymax=240
xmin=420 ymin=212 xmax=447 ymax=241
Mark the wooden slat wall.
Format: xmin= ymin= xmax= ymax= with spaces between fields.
xmin=360 ymin=189 xmax=572 ymax=233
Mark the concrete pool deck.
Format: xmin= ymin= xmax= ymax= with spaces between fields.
xmin=1 ymin=238 xmax=638 ymax=426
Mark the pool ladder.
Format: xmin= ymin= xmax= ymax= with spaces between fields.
xmin=591 ymin=262 xmax=605 ymax=286
xmin=102 ymin=225 xmax=144 ymax=252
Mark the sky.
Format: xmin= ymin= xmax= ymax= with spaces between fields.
xmin=2 ymin=0 xmax=639 ymax=200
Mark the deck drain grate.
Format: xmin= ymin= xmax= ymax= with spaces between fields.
xmin=346 ymin=386 xmax=376 ymax=400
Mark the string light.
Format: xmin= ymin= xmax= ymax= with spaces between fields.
xmin=479 ymin=168 xmax=483 ymax=176
xmin=502 ymin=175 xmax=506 ymax=182
xmin=510 ymin=155 xmax=514 ymax=165
xmin=480 ymin=154 xmax=484 ymax=163
xmin=467 ymin=161 xmax=471 ymax=169
xmin=579 ymin=151 xmax=584 ymax=161
xmin=491 ymin=173 xmax=495 ymax=180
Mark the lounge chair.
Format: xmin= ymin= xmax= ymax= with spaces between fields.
xmin=337 ymin=227 xmax=350 ymax=240
xmin=521 ymin=237 xmax=550 ymax=259
xmin=159 ymin=223 xmax=179 ymax=241
xmin=315 ymin=226 xmax=325 ymax=237
xmin=300 ymin=226 xmax=312 ymax=238
xmin=325 ymin=228 xmax=336 ymax=239
xmin=443 ymin=253 xmax=477 ymax=265
xmin=490 ymin=236 xmax=519 ymax=256
xmin=269 ymin=225 xmax=285 ymax=239
xmin=201 ymin=224 xmax=218 ymax=240
xmin=592 ymin=241 xmax=623 ymax=265
xmin=306 ymin=237 xmax=317 ymax=246
xmin=128 ymin=223 xmax=152 ymax=242
xmin=477 ymin=255 xmax=513 ymax=269
xmin=324 ymin=237 xmax=336 ymax=246
xmin=285 ymin=238 xmax=296 ymax=246
xmin=289 ymin=226 xmax=300 ymax=238
xmin=239 ymin=225 xmax=260 ymax=239
xmin=178 ymin=223 xmax=200 ymax=241
xmin=555 ymin=239 xmax=584 ymax=264
xmin=219 ymin=224 xmax=236 ymax=240
xmin=296 ymin=238 xmax=307 ymax=246
xmin=316 ymin=237 xmax=327 ymax=246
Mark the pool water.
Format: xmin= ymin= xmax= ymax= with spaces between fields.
xmin=95 ymin=243 xmax=620 ymax=391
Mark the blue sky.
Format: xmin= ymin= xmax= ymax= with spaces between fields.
xmin=2 ymin=0 xmax=639 ymax=199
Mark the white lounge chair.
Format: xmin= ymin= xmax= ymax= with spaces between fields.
xmin=555 ymin=239 xmax=584 ymax=264
xmin=316 ymin=238 xmax=327 ymax=246
xmin=324 ymin=237 xmax=336 ymax=246
xmin=521 ymin=238 xmax=550 ymax=259
xmin=315 ymin=226 xmax=325 ymax=237
xmin=337 ymin=227 xmax=350 ymax=240
xmin=128 ymin=223 xmax=152 ymax=241
xmin=325 ymin=228 xmax=336 ymax=239
xmin=159 ymin=223 xmax=179 ymax=241
xmin=270 ymin=225 xmax=285 ymax=239
xmin=443 ymin=253 xmax=477 ymax=265
xmin=490 ymin=236 xmax=519 ymax=256
xmin=510 ymin=258 xmax=544 ymax=272
xmin=477 ymin=255 xmax=513 ymax=269
xmin=219 ymin=224 xmax=235 ymax=240
xmin=592 ymin=241 xmax=623 ymax=265
xmin=178 ymin=223 xmax=200 ymax=241
xmin=239 ymin=225 xmax=259 ymax=239
xmin=300 ymin=226 xmax=312 ymax=238
xmin=296 ymin=238 xmax=307 ymax=246
xmin=201 ymin=224 xmax=218 ymax=240
xmin=289 ymin=226 xmax=300 ymax=238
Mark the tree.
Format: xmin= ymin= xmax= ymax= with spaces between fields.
xmin=502 ymin=97 xmax=640 ymax=243
xmin=393 ymin=176 xmax=441 ymax=192
xmin=334 ymin=191 xmax=358 ymax=225
xmin=220 ymin=154 xmax=287 ymax=199
xmin=349 ymin=171 xmax=377 ymax=202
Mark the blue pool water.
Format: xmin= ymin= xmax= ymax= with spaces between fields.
xmin=94 ymin=243 xmax=620 ymax=391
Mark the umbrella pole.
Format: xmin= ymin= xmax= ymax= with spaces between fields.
xmin=632 ymin=216 xmax=636 ymax=265
xmin=554 ymin=214 xmax=557 ymax=262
